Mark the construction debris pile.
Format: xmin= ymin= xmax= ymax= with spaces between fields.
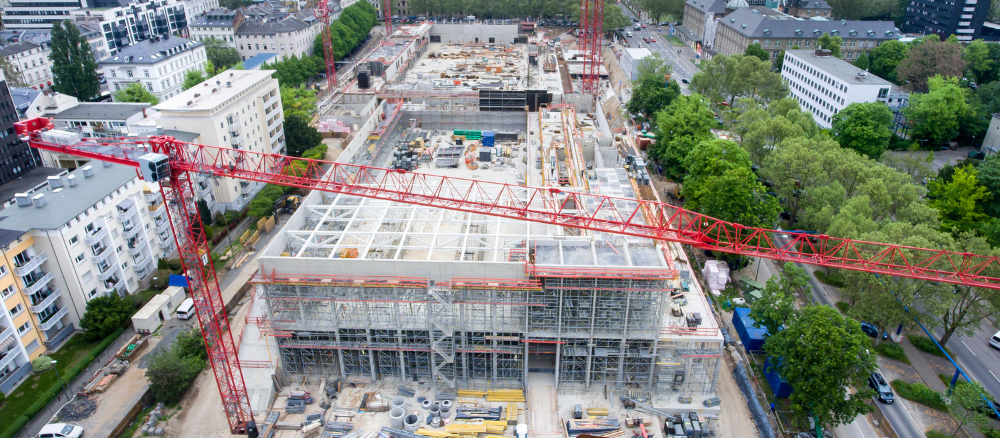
xmin=703 ymin=260 xmax=730 ymax=294
xmin=140 ymin=402 xmax=167 ymax=436
xmin=565 ymin=418 xmax=623 ymax=438
xmin=57 ymin=397 xmax=97 ymax=421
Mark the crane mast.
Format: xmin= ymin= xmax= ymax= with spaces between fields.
xmin=15 ymin=117 xmax=1000 ymax=432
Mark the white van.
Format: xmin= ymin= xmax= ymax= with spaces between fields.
xmin=990 ymin=331 xmax=1000 ymax=349
xmin=626 ymin=31 xmax=633 ymax=37
xmin=176 ymin=298 xmax=195 ymax=320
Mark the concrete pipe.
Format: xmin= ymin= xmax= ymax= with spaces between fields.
xmin=390 ymin=408 xmax=406 ymax=430
xmin=421 ymin=399 xmax=433 ymax=410
xmin=441 ymin=400 xmax=453 ymax=409
xmin=404 ymin=414 xmax=420 ymax=432
xmin=429 ymin=404 xmax=440 ymax=417
xmin=392 ymin=396 xmax=406 ymax=409
xmin=440 ymin=405 xmax=451 ymax=419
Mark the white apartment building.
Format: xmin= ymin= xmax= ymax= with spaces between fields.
xmin=69 ymin=0 xmax=189 ymax=54
xmin=0 ymin=163 xmax=174 ymax=393
xmin=153 ymin=69 xmax=284 ymax=214
xmin=1 ymin=0 xmax=86 ymax=30
xmin=234 ymin=17 xmax=319 ymax=60
xmin=781 ymin=49 xmax=892 ymax=128
xmin=100 ymin=36 xmax=207 ymax=102
xmin=188 ymin=8 xmax=242 ymax=44
xmin=16 ymin=22 xmax=110 ymax=62
xmin=181 ymin=0 xmax=220 ymax=20
xmin=0 ymin=42 xmax=52 ymax=90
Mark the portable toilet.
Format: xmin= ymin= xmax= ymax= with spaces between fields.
xmin=482 ymin=131 xmax=495 ymax=147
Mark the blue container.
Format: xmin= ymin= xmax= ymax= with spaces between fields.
xmin=482 ymin=131 xmax=495 ymax=146
xmin=732 ymin=307 xmax=768 ymax=353
xmin=764 ymin=357 xmax=793 ymax=398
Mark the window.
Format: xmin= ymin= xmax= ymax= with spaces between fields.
xmin=75 ymin=253 xmax=85 ymax=263
xmin=147 ymin=82 xmax=153 ymax=91
xmin=17 ymin=321 xmax=30 ymax=334
xmin=9 ymin=303 xmax=23 ymax=316
xmin=127 ymin=70 xmax=133 ymax=78
xmin=878 ymin=87 xmax=889 ymax=98
xmin=0 ymin=284 xmax=13 ymax=299
xmin=121 ymin=262 xmax=128 ymax=269
xmin=0 ymin=265 xmax=7 ymax=276
xmin=144 ymin=69 xmax=149 ymax=77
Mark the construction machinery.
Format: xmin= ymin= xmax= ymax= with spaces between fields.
xmin=15 ymin=117 xmax=1000 ymax=433
xmin=274 ymin=194 xmax=301 ymax=215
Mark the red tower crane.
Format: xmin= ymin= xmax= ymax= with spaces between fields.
xmin=15 ymin=117 xmax=1000 ymax=432
xmin=579 ymin=0 xmax=604 ymax=94
xmin=383 ymin=0 xmax=392 ymax=35
xmin=315 ymin=0 xmax=337 ymax=90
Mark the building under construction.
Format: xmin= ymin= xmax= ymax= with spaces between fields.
xmin=244 ymin=21 xmax=723 ymax=410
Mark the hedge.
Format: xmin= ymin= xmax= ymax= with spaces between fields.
xmin=0 ymin=326 xmax=126 ymax=438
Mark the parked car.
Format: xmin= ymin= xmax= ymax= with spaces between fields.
xmin=38 ymin=423 xmax=85 ymax=438
xmin=868 ymin=373 xmax=894 ymax=404
xmin=681 ymin=78 xmax=689 ymax=84
xmin=860 ymin=322 xmax=890 ymax=339
xmin=969 ymin=150 xmax=986 ymax=160
xmin=649 ymin=38 xmax=656 ymax=42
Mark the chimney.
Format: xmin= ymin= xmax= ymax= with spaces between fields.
xmin=47 ymin=175 xmax=64 ymax=188
xmin=32 ymin=193 xmax=45 ymax=208
xmin=67 ymin=174 xmax=78 ymax=187
xmin=15 ymin=193 xmax=31 ymax=207
xmin=82 ymin=165 xmax=94 ymax=178
xmin=815 ymin=49 xmax=832 ymax=57
xmin=102 ymin=160 xmax=113 ymax=167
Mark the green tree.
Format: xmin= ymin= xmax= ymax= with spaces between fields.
xmin=203 ymin=37 xmax=241 ymax=71
xmin=764 ymin=305 xmax=877 ymax=429
xmin=816 ymin=33 xmax=843 ymax=58
xmin=285 ymin=114 xmax=323 ymax=157
xmin=182 ymin=69 xmax=206 ymax=91
xmin=749 ymin=287 xmax=795 ymax=337
xmin=950 ymin=381 xmax=994 ymax=437
xmin=31 ymin=355 xmax=54 ymax=373
xmin=867 ymin=40 xmax=909 ymax=85
xmin=280 ymin=85 xmax=318 ymax=118
xmin=146 ymin=345 xmax=206 ymax=404
xmin=113 ymin=82 xmax=159 ymax=105
xmin=219 ymin=0 xmax=252 ymax=8
xmin=854 ymin=51 xmax=870 ymax=70
xmin=681 ymin=138 xmax=750 ymax=198
xmin=197 ymin=199 xmax=212 ymax=227
xmin=774 ymin=50 xmax=787 ymax=71
xmin=928 ymin=165 xmax=991 ymax=233
xmin=174 ymin=327 xmax=209 ymax=362
xmin=733 ymin=98 xmax=808 ymax=165
xmin=896 ymin=38 xmax=966 ymax=92
xmin=689 ymin=54 xmax=788 ymax=106
xmin=50 ymin=20 xmax=101 ymax=101
xmin=0 ymin=58 xmax=27 ymax=87
xmin=602 ymin=3 xmax=631 ymax=30
xmin=963 ymin=39 xmax=995 ymax=84
xmin=927 ymin=234 xmax=1000 ymax=347
xmin=625 ymin=54 xmax=680 ymax=123
xmin=826 ymin=0 xmax=898 ymax=19
xmin=638 ymin=0 xmax=683 ymax=24
xmin=651 ymin=93 xmax=716 ymax=179
xmin=905 ymin=75 xmax=971 ymax=146
xmin=975 ymin=154 xmax=1000 ymax=217
xmin=744 ymin=43 xmax=769 ymax=62
xmin=79 ymin=294 xmax=135 ymax=341
xmin=831 ymin=102 xmax=893 ymax=160
xmin=685 ymin=166 xmax=780 ymax=229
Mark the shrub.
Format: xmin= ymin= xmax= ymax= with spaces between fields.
xmin=31 ymin=355 xmax=54 ymax=373
xmin=891 ymin=379 xmax=948 ymax=411
xmin=875 ymin=343 xmax=910 ymax=364
xmin=157 ymin=258 xmax=169 ymax=270
xmin=150 ymin=269 xmax=172 ymax=290
xmin=79 ymin=294 xmax=134 ymax=341
xmin=204 ymin=226 xmax=215 ymax=240
xmin=167 ymin=259 xmax=183 ymax=271
xmin=225 ymin=210 xmax=241 ymax=223
xmin=834 ymin=301 xmax=849 ymax=313
xmin=908 ymin=334 xmax=951 ymax=358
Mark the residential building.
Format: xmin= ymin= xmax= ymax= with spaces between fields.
xmin=619 ymin=48 xmax=653 ymax=81
xmin=781 ymin=48 xmax=892 ymax=128
xmin=779 ymin=0 xmax=832 ymax=18
xmin=100 ymin=36 xmax=207 ymax=102
xmin=12 ymin=22 xmax=110 ymax=61
xmin=1 ymin=0 xmax=86 ymax=30
xmin=984 ymin=113 xmax=1000 ymax=156
xmin=69 ymin=0 xmax=189 ymax=54
xmin=188 ymin=8 xmax=243 ymax=44
xmin=152 ymin=69 xmax=284 ymax=214
xmin=180 ymin=0 xmax=220 ymax=20
xmin=0 ymin=72 xmax=39 ymax=186
xmin=234 ymin=16 xmax=319 ymax=60
xmin=678 ymin=0 xmax=728 ymax=52
xmin=0 ymin=41 xmax=53 ymax=90
xmin=8 ymin=87 xmax=43 ymax=119
xmin=0 ymin=229 xmax=56 ymax=393
xmin=902 ymin=0 xmax=991 ymax=41
xmin=714 ymin=7 xmax=901 ymax=62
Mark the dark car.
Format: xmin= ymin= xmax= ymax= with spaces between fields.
xmin=860 ymin=322 xmax=879 ymax=337
xmin=969 ymin=150 xmax=986 ymax=160
xmin=868 ymin=372 xmax=895 ymax=404
xmin=681 ymin=78 xmax=689 ymax=84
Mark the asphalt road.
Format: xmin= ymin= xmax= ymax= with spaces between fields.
xmin=614 ymin=4 xmax=697 ymax=83
xmin=768 ymin=231 xmax=927 ymax=438
xmin=935 ymin=326 xmax=1000 ymax=403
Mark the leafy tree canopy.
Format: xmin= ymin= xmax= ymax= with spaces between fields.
xmin=831 ymin=102 xmax=893 ymax=160
xmin=285 ymin=114 xmax=323 ymax=157
xmin=625 ymin=54 xmax=680 ymax=124
xmin=867 ymin=40 xmax=908 ymax=85
xmin=816 ymin=33 xmax=843 ymax=58
xmin=896 ymin=38 xmax=965 ymax=92
xmin=280 ymin=85 xmax=318 ymax=118
xmin=689 ymin=54 xmax=788 ymax=106
xmin=182 ymin=69 xmax=206 ymax=91
xmin=50 ymin=20 xmax=101 ymax=101
xmin=744 ymin=43 xmax=769 ymax=62
xmin=927 ymin=164 xmax=991 ymax=234
xmin=904 ymin=75 xmax=971 ymax=146
xmin=79 ymin=293 xmax=135 ymax=341
xmin=651 ymin=93 xmax=716 ymax=179
xmin=113 ymin=82 xmax=159 ymax=105
xmin=203 ymin=37 xmax=241 ymax=71
xmin=0 ymin=58 xmax=27 ymax=87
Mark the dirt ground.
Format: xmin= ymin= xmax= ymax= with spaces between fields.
xmin=715 ymin=359 xmax=756 ymax=438
xmin=75 ymin=337 xmax=161 ymax=436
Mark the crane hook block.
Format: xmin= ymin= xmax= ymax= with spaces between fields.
xmin=138 ymin=153 xmax=171 ymax=183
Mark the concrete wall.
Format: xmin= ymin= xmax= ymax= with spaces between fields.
xmin=429 ymin=24 xmax=519 ymax=44
xmin=985 ymin=114 xmax=1000 ymax=156
xmin=401 ymin=109 xmax=527 ymax=132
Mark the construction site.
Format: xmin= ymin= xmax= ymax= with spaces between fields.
xmin=229 ymin=19 xmax=724 ymax=438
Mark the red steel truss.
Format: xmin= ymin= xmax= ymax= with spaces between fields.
xmin=315 ymin=0 xmax=337 ymax=90
xmin=14 ymin=117 xmax=1000 ymax=291
xmin=383 ymin=0 xmax=392 ymax=35
xmin=579 ymin=0 xmax=604 ymax=94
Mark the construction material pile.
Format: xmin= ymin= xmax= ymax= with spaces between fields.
xmin=484 ymin=389 xmax=525 ymax=402
xmin=566 ymin=418 xmax=623 ymax=438
xmin=58 ymin=397 xmax=97 ymax=421
xmin=703 ymin=260 xmax=730 ymax=293
xmin=324 ymin=421 xmax=355 ymax=438
xmin=454 ymin=406 xmax=503 ymax=421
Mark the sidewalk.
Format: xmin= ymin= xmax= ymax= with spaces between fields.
xmin=901 ymin=336 xmax=951 ymax=393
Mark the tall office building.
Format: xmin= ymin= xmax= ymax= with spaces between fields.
xmin=902 ymin=0 xmax=991 ymax=41
xmin=0 ymin=71 xmax=39 ymax=185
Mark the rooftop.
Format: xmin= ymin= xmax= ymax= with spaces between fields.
xmin=785 ymin=49 xmax=892 ymax=85
xmin=142 ymin=129 xmax=200 ymax=142
xmin=0 ymin=41 xmax=40 ymax=57
xmin=99 ymin=37 xmax=203 ymax=65
xmin=8 ymin=87 xmax=41 ymax=118
xmin=153 ymin=69 xmax=276 ymax=111
xmin=719 ymin=7 xmax=901 ymax=39
xmin=240 ymin=52 xmax=278 ymax=70
xmin=189 ymin=8 xmax=241 ymax=27
xmin=397 ymin=43 xmax=528 ymax=92
xmin=686 ymin=0 xmax=728 ymax=14
xmin=51 ymin=102 xmax=152 ymax=120
xmin=789 ymin=0 xmax=832 ymax=9
xmin=624 ymin=48 xmax=653 ymax=58
xmin=0 ymin=163 xmax=136 ymax=232
xmin=236 ymin=18 xmax=310 ymax=35
xmin=0 ymin=166 xmax=66 ymax=205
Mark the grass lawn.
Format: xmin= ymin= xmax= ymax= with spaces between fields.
xmin=875 ymin=342 xmax=910 ymax=364
xmin=908 ymin=334 xmax=952 ymax=358
xmin=0 ymin=334 xmax=97 ymax=428
xmin=664 ymin=35 xmax=684 ymax=46
xmin=835 ymin=301 xmax=850 ymax=314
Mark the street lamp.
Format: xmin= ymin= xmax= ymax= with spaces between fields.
xmin=51 ymin=360 xmax=69 ymax=401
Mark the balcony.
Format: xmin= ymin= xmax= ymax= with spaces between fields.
xmin=92 ymin=244 xmax=114 ymax=264
xmin=159 ymin=239 xmax=174 ymax=249
xmin=43 ymin=323 xmax=75 ymax=349
xmin=136 ymin=261 xmax=150 ymax=277
xmin=117 ymin=203 xmax=138 ymax=222
xmin=144 ymin=191 xmax=161 ymax=204
xmin=128 ymin=243 xmax=144 ymax=257
xmin=13 ymin=252 xmax=47 ymax=277
xmin=103 ymin=277 xmax=125 ymax=295
xmin=24 ymin=271 xmax=55 ymax=296
xmin=192 ymin=172 xmax=208 ymax=183
xmin=196 ymin=182 xmax=213 ymax=197
xmin=155 ymin=219 xmax=171 ymax=235
xmin=84 ymin=227 xmax=109 ymax=245
xmin=38 ymin=306 xmax=68 ymax=331
xmin=133 ymin=252 xmax=150 ymax=268
xmin=230 ymin=133 xmax=243 ymax=147
xmin=29 ymin=287 xmax=61 ymax=314
xmin=0 ymin=325 xmax=12 ymax=346
xmin=0 ymin=346 xmax=21 ymax=375
xmin=123 ymin=223 xmax=141 ymax=239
